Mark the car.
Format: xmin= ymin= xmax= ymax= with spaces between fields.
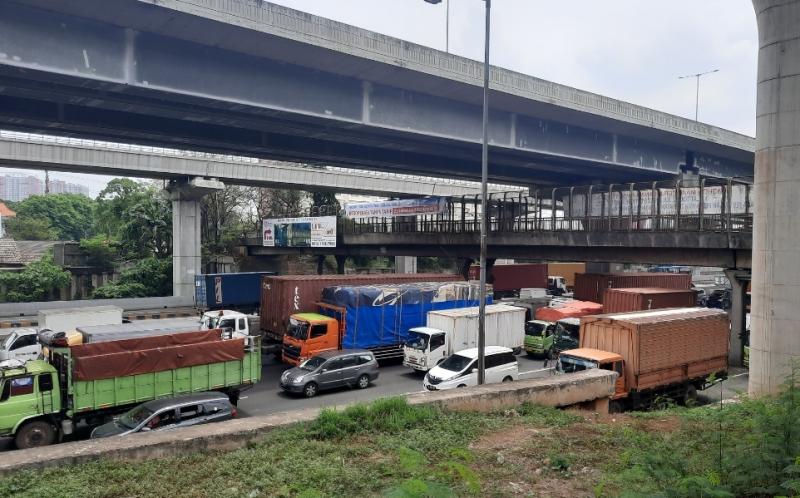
xmin=90 ymin=392 xmax=236 ymax=439
xmin=280 ymin=349 xmax=380 ymax=398
xmin=422 ymin=346 xmax=518 ymax=391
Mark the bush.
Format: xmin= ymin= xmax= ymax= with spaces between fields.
xmin=79 ymin=235 xmax=118 ymax=269
xmin=92 ymin=257 xmax=172 ymax=298
xmin=0 ymin=254 xmax=70 ymax=302
xmin=308 ymin=398 xmax=437 ymax=440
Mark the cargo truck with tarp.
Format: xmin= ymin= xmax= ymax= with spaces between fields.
xmin=282 ymin=282 xmax=489 ymax=364
xmin=556 ymin=307 xmax=729 ymax=412
xmin=0 ymin=329 xmax=260 ymax=449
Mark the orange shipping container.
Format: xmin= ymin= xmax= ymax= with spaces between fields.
xmin=535 ymin=300 xmax=603 ymax=321
xmin=260 ymin=273 xmax=462 ymax=340
xmin=602 ymin=288 xmax=698 ymax=314
xmin=579 ymin=308 xmax=729 ymax=393
xmin=574 ymin=273 xmax=692 ymax=303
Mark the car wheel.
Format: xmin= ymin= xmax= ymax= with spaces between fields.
xmin=457 ymin=384 xmax=467 ymax=388
xmin=547 ymin=348 xmax=556 ymax=360
xmin=303 ymin=382 xmax=319 ymax=398
xmin=15 ymin=420 xmax=56 ymax=449
xmin=357 ymin=374 xmax=370 ymax=389
xmin=502 ymin=376 xmax=513 ymax=383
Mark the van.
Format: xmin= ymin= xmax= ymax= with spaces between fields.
xmin=422 ymin=346 xmax=518 ymax=391
xmin=0 ymin=329 xmax=41 ymax=363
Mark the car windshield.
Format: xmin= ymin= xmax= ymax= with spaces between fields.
xmin=525 ymin=322 xmax=547 ymax=336
xmin=299 ymin=356 xmax=326 ymax=371
xmin=118 ymin=405 xmax=155 ymax=430
xmin=557 ymin=355 xmax=598 ymax=374
xmin=0 ymin=333 xmax=12 ymax=349
xmin=405 ymin=331 xmax=429 ymax=350
xmin=287 ymin=318 xmax=309 ymax=340
xmin=438 ymin=354 xmax=473 ymax=373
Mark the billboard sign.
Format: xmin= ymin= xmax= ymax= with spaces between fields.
xmin=262 ymin=216 xmax=337 ymax=248
xmin=344 ymin=197 xmax=446 ymax=219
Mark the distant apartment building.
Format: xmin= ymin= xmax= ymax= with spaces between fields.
xmin=0 ymin=175 xmax=89 ymax=201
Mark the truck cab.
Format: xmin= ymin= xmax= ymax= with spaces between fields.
xmin=523 ymin=320 xmax=556 ymax=358
xmin=0 ymin=328 xmax=41 ymax=363
xmin=0 ymin=359 xmax=62 ymax=448
xmin=547 ymin=276 xmax=568 ymax=296
xmin=552 ymin=317 xmax=581 ymax=354
xmin=403 ymin=327 xmax=447 ymax=372
xmin=556 ymin=348 xmax=626 ymax=405
xmin=201 ymin=310 xmax=252 ymax=338
xmin=282 ymin=312 xmax=340 ymax=365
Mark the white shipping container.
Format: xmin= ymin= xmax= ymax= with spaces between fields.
xmin=37 ymin=306 xmax=123 ymax=332
xmin=426 ymin=304 xmax=525 ymax=353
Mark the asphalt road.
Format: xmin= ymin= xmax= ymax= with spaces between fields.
xmin=0 ymin=356 xmax=748 ymax=452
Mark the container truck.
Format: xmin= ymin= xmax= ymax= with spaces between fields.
xmin=194 ymin=272 xmax=276 ymax=313
xmin=37 ymin=306 xmax=123 ymax=332
xmin=574 ymin=273 xmax=692 ymax=303
xmin=556 ymin=307 xmax=729 ymax=412
xmin=468 ymin=263 xmax=547 ymax=298
xmin=1 ymin=329 xmax=260 ymax=449
xmin=403 ymin=304 xmax=525 ymax=372
xmin=602 ymin=287 xmax=697 ymax=314
xmin=282 ymin=282 xmax=487 ymax=365
xmin=77 ymin=317 xmax=203 ymax=343
xmin=260 ymin=273 xmax=462 ymax=346
xmin=546 ymin=262 xmax=586 ymax=289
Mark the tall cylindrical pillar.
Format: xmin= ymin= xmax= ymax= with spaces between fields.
xmin=749 ymin=0 xmax=800 ymax=395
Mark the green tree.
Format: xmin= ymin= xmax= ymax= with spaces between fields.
xmin=13 ymin=193 xmax=95 ymax=241
xmin=94 ymin=178 xmax=148 ymax=237
xmin=79 ymin=235 xmax=119 ymax=269
xmin=92 ymin=257 xmax=172 ymax=298
xmin=3 ymin=216 xmax=58 ymax=240
xmin=201 ymin=186 xmax=246 ymax=257
xmin=310 ymin=190 xmax=340 ymax=216
xmin=119 ymin=193 xmax=172 ymax=258
xmin=0 ymin=253 xmax=71 ymax=302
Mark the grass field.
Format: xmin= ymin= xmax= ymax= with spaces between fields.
xmin=1 ymin=386 xmax=798 ymax=498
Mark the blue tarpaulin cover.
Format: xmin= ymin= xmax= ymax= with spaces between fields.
xmin=320 ymin=282 xmax=491 ymax=349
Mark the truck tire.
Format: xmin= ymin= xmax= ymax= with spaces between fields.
xmin=303 ymin=382 xmax=319 ymax=398
xmin=682 ymin=385 xmax=698 ymax=406
xmin=512 ymin=347 xmax=522 ymax=355
xmin=15 ymin=420 xmax=56 ymax=449
xmin=547 ymin=348 xmax=556 ymax=360
xmin=356 ymin=374 xmax=371 ymax=389
xmin=227 ymin=391 xmax=240 ymax=406
xmin=502 ymin=376 xmax=513 ymax=383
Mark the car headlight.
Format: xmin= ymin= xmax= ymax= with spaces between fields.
xmin=292 ymin=376 xmax=304 ymax=384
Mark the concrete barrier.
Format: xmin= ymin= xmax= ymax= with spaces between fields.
xmin=0 ymin=370 xmax=615 ymax=476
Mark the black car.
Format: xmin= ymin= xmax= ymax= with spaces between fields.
xmin=90 ymin=392 xmax=236 ymax=439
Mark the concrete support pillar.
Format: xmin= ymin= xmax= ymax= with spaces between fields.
xmin=167 ymin=178 xmax=224 ymax=298
xmin=750 ymin=0 xmax=800 ymax=395
xmin=335 ymin=255 xmax=347 ymax=275
xmin=725 ymin=269 xmax=750 ymax=367
xmin=317 ymin=255 xmax=326 ymax=275
xmin=395 ymin=256 xmax=417 ymax=274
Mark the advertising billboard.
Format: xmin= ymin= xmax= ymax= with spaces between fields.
xmin=262 ymin=216 xmax=337 ymax=248
xmin=344 ymin=197 xmax=446 ymax=218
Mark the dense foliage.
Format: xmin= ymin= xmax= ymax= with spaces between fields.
xmin=11 ymin=193 xmax=95 ymax=241
xmin=0 ymin=254 xmax=71 ymax=302
xmin=92 ymin=258 xmax=172 ymax=299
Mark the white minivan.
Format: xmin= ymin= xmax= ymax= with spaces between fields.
xmin=422 ymin=346 xmax=519 ymax=391
xmin=0 ymin=328 xmax=41 ymax=363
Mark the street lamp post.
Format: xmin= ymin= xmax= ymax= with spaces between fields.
xmin=679 ymin=69 xmax=719 ymax=121
xmin=424 ymin=0 xmax=491 ymax=384
xmin=424 ymin=0 xmax=450 ymax=53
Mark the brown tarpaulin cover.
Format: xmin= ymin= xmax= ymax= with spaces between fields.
xmin=71 ymin=329 xmax=245 ymax=381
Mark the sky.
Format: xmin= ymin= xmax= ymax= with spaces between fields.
xmin=0 ymin=0 xmax=758 ymax=197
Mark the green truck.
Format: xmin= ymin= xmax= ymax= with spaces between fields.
xmin=524 ymin=320 xmax=556 ymax=357
xmin=0 ymin=329 xmax=260 ymax=449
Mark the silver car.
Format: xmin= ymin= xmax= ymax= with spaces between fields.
xmin=280 ymin=349 xmax=380 ymax=398
xmin=90 ymin=392 xmax=236 ymax=439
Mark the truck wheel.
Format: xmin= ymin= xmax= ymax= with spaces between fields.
xmin=227 ymin=391 xmax=240 ymax=406
xmin=303 ymin=382 xmax=319 ymax=398
xmin=547 ymin=348 xmax=556 ymax=360
xmin=502 ymin=376 xmax=513 ymax=383
xmin=15 ymin=420 xmax=56 ymax=449
xmin=512 ymin=347 xmax=522 ymax=356
xmin=356 ymin=374 xmax=371 ymax=389
xmin=682 ymin=385 xmax=698 ymax=406
xmin=608 ymin=401 xmax=624 ymax=414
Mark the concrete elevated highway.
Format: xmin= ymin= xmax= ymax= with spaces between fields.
xmin=0 ymin=0 xmax=753 ymax=186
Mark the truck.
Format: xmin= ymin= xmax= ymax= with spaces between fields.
xmin=574 ymin=272 xmax=692 ymax=304
xmin=194 ymin=272 xmax=276 ymax=313
xmin=0 ymin=328 xmax=261 ymax=449
xmin=403 ymin=304 xmax=525 ymax=372
xmin=37 ymin=306 xmax=123 ymax=332
xmin=260 ymin=273 xmax=462 ymax=348
xmin=523 ymin=320 xmax=556 ymax=357
xmin=468 ymin=263 xmax=548 ymax=298
xmin=602 ymin=287 xmax=697 ymax=314
xmin=282 ymin=281 xmax=487 ymax=365
xmin=556 ymin=307 xmax=729 ymax=412
xmin=77 ymin=317 xmax=204 ymax=343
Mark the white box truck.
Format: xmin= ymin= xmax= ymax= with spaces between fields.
xmin=403 ymin=304 xmax=525 ymax=372
xmin=37 ymin=306 xmax=123 ymax=332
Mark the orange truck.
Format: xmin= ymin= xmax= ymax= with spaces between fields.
xmin=556 ymin=307 xmax=729 ymax=412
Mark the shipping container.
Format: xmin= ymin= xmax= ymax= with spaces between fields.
xmin=602 ymin=288 xmax=698 ymax=314
xmin=260 ymin=273 xmax=462 ymax=341
xmin=576 ymin=308 xmax=729 ymax=407
xmin=468 ymin=263 xmax=548 ymax=296
xmin=77 ymin=317 xmax=202 ymax=343
xmin=534 ymin=300 xmax=602 ymax=322
xmin=37 ymin=306 xmax=123 ymax=333
xmin=574 ymin=273 xmax=692 ymax=303
xmin=195 ymin=272 xmax=276 ymax=312
xmin=546 ymin=263 xmax=586 ymax=288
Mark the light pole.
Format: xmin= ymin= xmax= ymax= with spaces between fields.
xmin=423 ymin=0 xmax=449 ymax=53
xmin=679 ymin=69 xmax=719 ymax=121
xmin=425 ymin=0 xmax=490 ymax=384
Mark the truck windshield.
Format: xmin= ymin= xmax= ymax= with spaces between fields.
xmin=525 ymin=322 xmax=547 ymax=336
xmin=119 ymin=405 xmax=154 ymax=430
xmin=287 ymin=319 xmax=309 ymax=340
xmin=405 ymin=331 xmax=429 ymax=351
xmin=555 ymin=322 xmax=580 ymax=339
xmin=557 ymin=355 xmax=598 ymax=374
xmin=438 ymin=354 xmax=473 ymax=373
xmin=0 ymin=333 xmax=13 ymax=350
xmin=299 ymin=357 xmax=326 ymax=371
